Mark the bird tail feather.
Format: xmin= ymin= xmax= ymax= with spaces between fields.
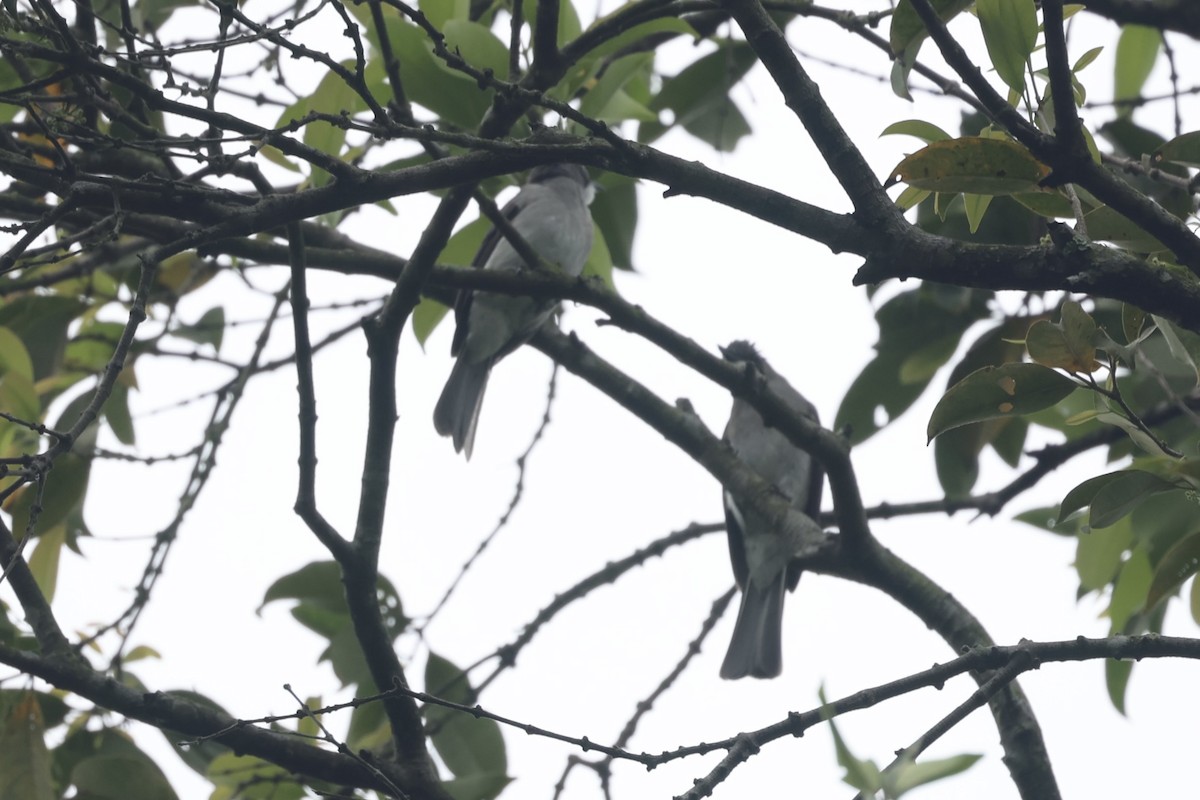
xmin=719 ymin=574 xmax=787 ymax=680
xmin=433 ymin=359 xmax=490 ymax=459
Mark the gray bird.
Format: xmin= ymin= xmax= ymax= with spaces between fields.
xmin=719 ymin=340 xmax=824 ymax=680
xmin=434 ymin=164 xmax=595 ymax=458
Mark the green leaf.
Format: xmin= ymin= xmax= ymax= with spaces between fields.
xmin=888 ymin=137 xmax=1051 ymax=195
xmin=1091 ymin=470 xmax=1178 ymax=529
xmin=442 ymin=21 xmax=508 ymax=77
xmin=0 ymin=693 xmax=54 ymax=800
xmin=888 ymin=752 xmax=983 ymax=795
xmin=357 ymin=12 xmax=491 ymax=129
xmin=1129 ymin=482 xmax=1200 ymax=565
xmin=413 ymin=297 xmax=453 ymax=348
xmin=1190 ymin=576 xmax=1200 ymax=625
xmin=977 ymin=0 xmax=1038 ymax=94
xmin=5 ymin=452 xmax=91 ymax=538
xmin=590 ymin=174 xmax=638 ymax=270
xmin=1010 ymin=189 xmax=1076 ymax=218
xmin=208 ymin=753 xmax=304 ymax=800
xmin=275 ymin=67 xmax=364 ymax=184
xmin=72 ymin=753 xmax=179 ymax=800
xmin=932 ymin=424 xmax=981 ymax=498
xmin=157 ymin=690 xmax=233 ymax=776
xmin=1150 ymin=315 xmax=1199 ymax=386
xmin=322 ymin=623 xmax=376 ymax=687
xmin=1058 ymin=471 xmax=1123 ymax=523
xmin=444 ymin=216 xmax=491 ymax=267
xmin=837 ymin=287 xmax=990 ymax=443
xmin=0 ymin=370 xmax=40 ymax=426
xmin=347 ymin=697 xmax=390 ymax=752
xmin=894 ymin=185 xmax=932 ymax=210
xmin=819 ymin=688 xmax=883 ymax=794
xmin=639 ymin=43 xmax=757 ymax=150
xmin=255 ymin=144 xmax=300 ymax=173
xmin=425 ymin=653 xmax=508 ymax=785
xmin=0 ymin=296 xmax=87 ymax=380
xmin=65 ymin=321 xmax=125 ymax=374
xmin=1153 ymin=131 xmax=1200 ymax=168
xmin=26 ymin=524 xmax=64 ymax=602
xmin=1113 ymin=25 xmax=1161 ymax=112
xmin=153 ymin=251 xmax=212 ymax=299
xmin=1106 ymin=656 xmax=1133 ymax=715
xmin=0 ymin=327 xmax=34 ymax=381
xmin=962 ymin=192 xmax=993 ymax=233
xmin=890 ymin=58 xmax=915 ymax=101
xmin=1073 ymin=45 xmax=1103 ymax=73
xmin=443 ymin=772 xmax=513 ymax=800
xmin=927 ymin=362 xmax=1078 ymax=441
xmin=419 ymin=0 xmax=468 ymax=29
xmin=1107 ymin=548 xmax=1152 ymax=631
xmin=589 ymin=88 xmax=658 ymax=123
xmin=879 ymin=119 xmax=953 ymax=143
xmin=580 ymin=17 xmax=697 ymax=60
xmin=1084 ymin=205 xmax=1167 ymax=253
xmin=679 ymin=94 xmax=750 ymax=152
xmin=104 ymin=381 xmax=136 ymax=446
xmin=1075 ymin=516 xmax=1132 ymax=591
xmin=898 ymin=333 xmax=961 ymax=384
xmin=1145 ymin=529 xmax=1200 ymax=610
xmin=1092 ymin=411 xmax=1177 ymax=459
xmin=1015 ymin=505 xmax=1079 ymax=536
xmin=261 ymin=560 xmax=350 ymax=616
xmin=582 ymin=225 xmax=614 ymax=290
xmin=889 ymin=0 xmax=974 ymax=60
xmin=135 ymin=0 xmax=201 ymax=29
xmin=1121 ymin=304 xmax=1147 ymax=344
xmin=260 ymin=561 xmax=406 ymax=641
xmin=579 ymin=53 xmax=655 ymax=122
xmin=991 ymin=414 xmax=1027 ymax=466
xmin=839 ymin=355 xmax=923 ymax=444
xmin=171 ymin=306 xmax=226 ymax=352
xmin=939 ymin=316 xmax=1037 ymax=493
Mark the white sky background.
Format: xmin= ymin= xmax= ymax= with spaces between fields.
xmin=14 ymin=2 xmax=1200 ymax=799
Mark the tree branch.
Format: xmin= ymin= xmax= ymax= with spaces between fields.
xmin=1081 ymin=0 xmax=1200 ymax=38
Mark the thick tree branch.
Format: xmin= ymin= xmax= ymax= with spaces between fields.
xmin=719 ymin=0 xmax=900 ymax=226
xmin=0 ymin=643 xmax=414 ymax=792
xmin=1081 ymin=0 xmax=1200 ymax=38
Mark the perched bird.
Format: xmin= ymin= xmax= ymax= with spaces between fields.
xmin=433 ymin=164 xmax=595 ymax=458
xmin=719 ymin=340 xmax=824 ymax=680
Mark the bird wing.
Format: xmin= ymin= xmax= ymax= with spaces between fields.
xmin=450 ymin=187 xmax=530 ymax=357
xmin=723 ymin=489 xmax=750 ymax=591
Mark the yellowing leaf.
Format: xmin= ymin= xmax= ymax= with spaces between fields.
xmin=887 ymin=137 xmax=1051 ymax=195
xmin=1025 ymin=301 xmax=1101 ymax=373
xmin=927 ymin=362 xmax=1077 ymax=441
